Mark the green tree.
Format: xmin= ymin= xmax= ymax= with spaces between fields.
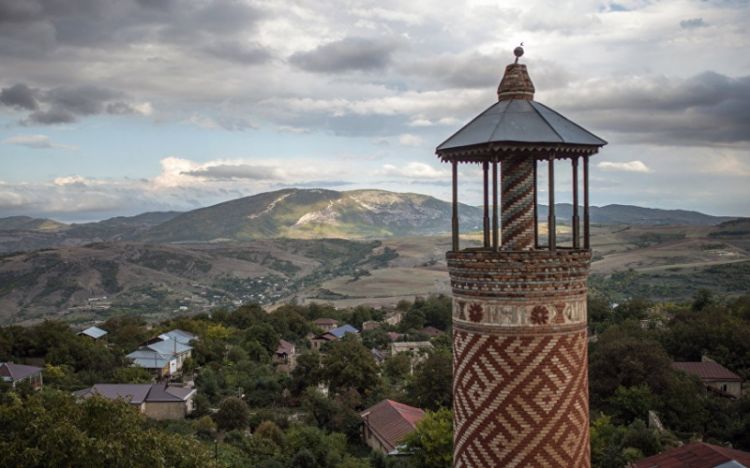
xmin=215 ymin=396 xmax=250 ymax=431
xmin=403 ymin=408 xmax=453 ymax=468
xmin=408 ymin=350 xmax=452 ymax=410
xmin=322 ymin=335 xmax=382 ymax=397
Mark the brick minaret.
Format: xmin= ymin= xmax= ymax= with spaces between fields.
xmin=436 ymin=47 xmax=607 ymax=467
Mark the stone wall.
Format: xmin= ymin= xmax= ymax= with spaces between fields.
xmin=449 ymin=249 xmax=591 ymax=467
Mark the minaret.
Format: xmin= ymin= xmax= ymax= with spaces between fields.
xmin=436 ymin=47 xmax=607 ymax=467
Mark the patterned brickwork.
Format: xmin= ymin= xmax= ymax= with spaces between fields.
xmin=453 ymin=327 xmax=589 ymax=467
xmin=501 ymin=155 xmax=535 ymax=251
xmin=448 ymin=249 xmax=591 ymax=468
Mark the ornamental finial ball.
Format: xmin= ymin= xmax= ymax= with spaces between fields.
xmin=514 ymin=46 xmax=524 ymax=58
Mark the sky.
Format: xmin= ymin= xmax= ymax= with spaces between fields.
xmin=0 ymin=0 xmax=748 ymax=222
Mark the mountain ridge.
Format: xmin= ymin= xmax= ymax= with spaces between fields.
xmin=0 ymin=189 xmax=740 ymax=251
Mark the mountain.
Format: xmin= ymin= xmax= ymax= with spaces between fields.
xmin=142 ymin=189 xmax=484 ymax=243
xmin=0 ymin=216 xmax=67 ymax=232
xmin=0 ymin=189 xmax=739 ymax=251
xmin=0 ymin=212 xmax=182 ymax=253
xmin=539 ymin=204 xmax=737 ymax=226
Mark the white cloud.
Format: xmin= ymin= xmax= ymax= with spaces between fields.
xmin=597 ymin=160 xmax=652 ymax=173
xmin=377 ymin=162 xmax=450 ymax=180
xmin=398 ymin=133 xmax=425 ymax=146
xmin=2 ymin=134 xmax=78 ymax=150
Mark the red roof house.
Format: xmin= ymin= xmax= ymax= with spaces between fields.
xmin=672 ymin=360 xmax=742 ymax=398
xmin=360 ymin=399 xmax=425 ymax=454
xmin=633 ymin=441 xmax=750 ymax=468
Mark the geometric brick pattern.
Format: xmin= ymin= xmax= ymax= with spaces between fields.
xmin=453 ymin=327 xmax=589 ymax=468
xmin=501 ymin=155 xmax=535 ymax=251
xmin=448 ymin=249 xmax=591 ymax=467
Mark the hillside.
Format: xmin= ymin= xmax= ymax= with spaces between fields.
xmin=0 ymin=238 xmax=395 ymax=324
xmin=141 ymin=188 xmax=484 ymax=242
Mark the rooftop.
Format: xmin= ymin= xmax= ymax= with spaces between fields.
xmin=275 ymin=339 xmax=295 ymax=355
xmin=158 ymin=329 xmax=197 ymax=344
xmin=360 ymin=399 xmax=425 ymax=453
xmin=0 ymin=362 xmax=43 ymax=382
xmin=327 ymin=324 xmax=359 ymax=339
xmin=672 ymin=361 xmax=742 ymax=382
xmin=78 ymin=326 xmax=108 ymax=339
xmin=633 ymin=442 xmax=750 ymax=468
xmin=73 ymin=383 xmax=195 ymax=405
xmin=146 ymin=338 xmax=192 ymax=356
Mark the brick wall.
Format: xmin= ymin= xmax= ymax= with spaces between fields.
xmin=449 ymin=249 xmax=591 ymax=467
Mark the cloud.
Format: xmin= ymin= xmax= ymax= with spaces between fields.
xmin=2 ymin=134 xmax=77 ymax=150
xmin=289 ymin=36 xmax=398 ymax=73
xmin=378 ymin=162 xmax=450 ymax=180
xmin=0 ymin=83 xmax=39 ymax=110
xmin=185 ymin=114 xmax=255 ymax=131
xmin=1 ymin=82 xmax=154 ymax=125
xmin=183 ymin=164 xmax=284 ymax=181
xmin=597 ymin=160 xmax=652 ymax=173
xmin=398 ymin=134 xmax=425 ymax=146
xmin=551 ymin=72 xmax=750 ymax=145
xmin=680 ymin=18 xmax=707 ymax=28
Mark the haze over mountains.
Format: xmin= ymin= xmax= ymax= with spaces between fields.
xmin=0 ymin=188 xmax=739 ymax=253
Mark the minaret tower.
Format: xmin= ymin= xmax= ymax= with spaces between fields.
xmin=437 ymin=47 xmax=606 ymax=467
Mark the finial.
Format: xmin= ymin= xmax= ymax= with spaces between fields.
xmin=513 ymin=43 xmax=524 ymax=64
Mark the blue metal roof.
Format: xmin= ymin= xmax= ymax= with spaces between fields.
xmin=328 ymin=324 xmax=359 ymax=338
xmin=146 ymin=339 xmax=192 ymax=355
xmin=79 ymin=326 xmax=108 ymax=339
xmin=436 ymin=99 xmax=606 ymax=152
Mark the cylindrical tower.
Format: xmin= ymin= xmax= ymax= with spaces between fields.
xmin=436 ymin=47 xmax=607 ymax=467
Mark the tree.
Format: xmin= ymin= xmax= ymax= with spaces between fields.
xmin=255 ymin=420 xmax=285 ymax=447
xmin=290 ymin=351 xmax=323 ymax=396
xmin=408 ymin=350 xmax=452 ymax=410
xmin=403 ymin=408 xmax=453 ymax=468
xmin=215 ymin=396 xmax=250 ymax=431
xmin=322 ymin=335 xmax=382 ymax=397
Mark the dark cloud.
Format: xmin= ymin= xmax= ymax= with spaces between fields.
xmin=556 ymin=72 xmax=750 ymax=144
xmin=3 ymin=83 xmax=143 ymax=125
xmin=680 ymin=18 xmax=708 ymax=28
xmin=46 ymin=85 xmax=121 ymax=115
xmin=290 ymin=37 xmax=398 ymax=73
xmin=183 ymin=165 xmax=282 ymax=180
xmin=26 ymin=108 xmax=76 ymax=125
xmin=0 ymin=0 xmax=269 ymax=63
xmin=0 ymin=83 xmax=39 ymax=110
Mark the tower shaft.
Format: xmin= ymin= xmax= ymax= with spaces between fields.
xmin=449 ymin=249 xmax=591 ymax=467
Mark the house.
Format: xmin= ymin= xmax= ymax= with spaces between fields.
xmin=78 ymin=326 xmax=108 ymax=340
xmin=386 ymin=332 xmax=403 ymax=342
xmin=157 ymin=329 xmax=197 ymax=345
xmin=126 ymin=349 xmax=173 ymax=378
xmin=73 ymin=383 xmax=196 ymax=420
xmin=0 ymin=362 xmax=43 ymax=390
xmin=672 ymin=358 xmax=742 ymax=398
xmin=390 ymin=341 xmax=433 ymax=356
xmin=274 ymin=339 xmax=297 ymax=372
xmin=310 ymin=324 xmax=360 ymax=351
xmin=632 ymin=441 xmax=750 ymax=468
xmin=128 ymin=332 xmax=194 ymax=377
xmin=313 ymin=318 xmax=339 ymax=332
xmin=360 ymin=399 xmax=425 ymax=455
xmin=362 ymin=320 xmax=380 ymax=331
